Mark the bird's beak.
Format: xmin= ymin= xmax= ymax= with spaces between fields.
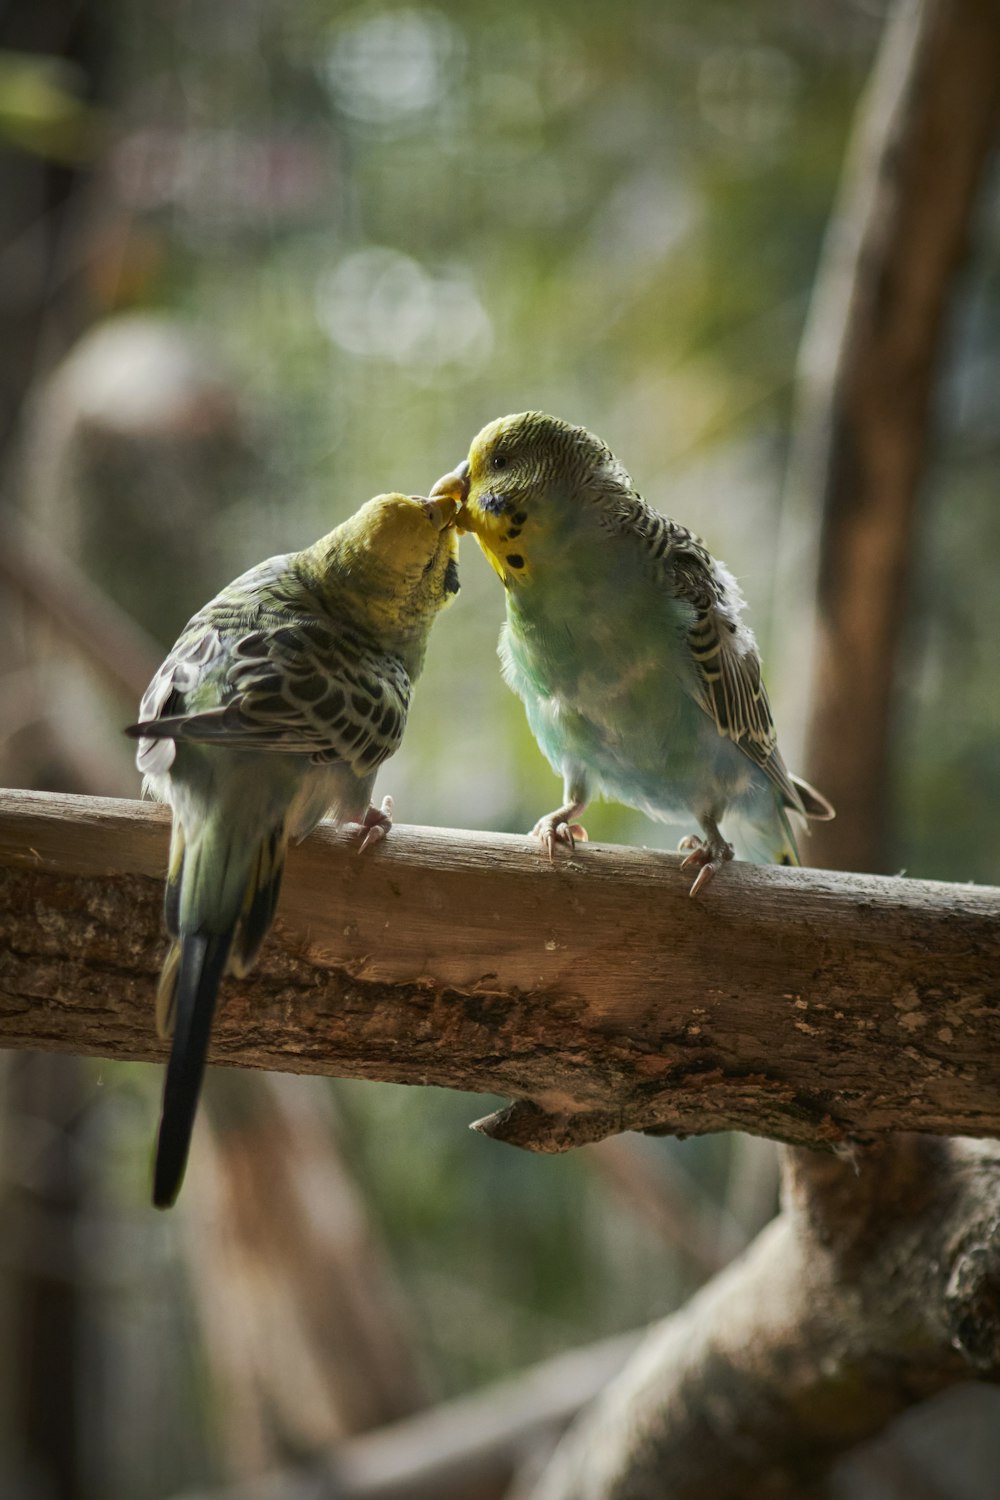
xmin=429 ymin=459 xmax=470 ymax=509
xmin=419 ymin=494 xmax=460 ymax=530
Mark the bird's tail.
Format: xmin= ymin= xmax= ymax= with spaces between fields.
xmin=789 ymin=773 xmax=835 ymax=823
xmin=734 ymin=803 xmax=802 ymax=867
xmin=153 ymin=932 xmax=231 ymax=1209
xmin=153 ymin=818 xmax=288 ymax=1209
xmin=734 ymin=774 xmax=835 ymax=868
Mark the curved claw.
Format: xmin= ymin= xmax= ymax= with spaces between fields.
xmin=356 ymin=794 xmax=394 ymax=855
xmin=531 ymin=816 xmax=589 ymax=861
xmin=679 ymin=831 xmax=734 ymax=897
xmin=688 ymin=859 xmax=721 ymax=897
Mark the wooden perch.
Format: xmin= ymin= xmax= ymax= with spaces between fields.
xmin=1 ymin=789 xmax=998 ymax=1154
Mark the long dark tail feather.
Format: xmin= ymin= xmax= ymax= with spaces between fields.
xmin=153 ymin=931 xmax=232 ymax=1209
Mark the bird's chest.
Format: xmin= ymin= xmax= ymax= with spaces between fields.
xmin=501 ymin=583 xmax=700 ymax=775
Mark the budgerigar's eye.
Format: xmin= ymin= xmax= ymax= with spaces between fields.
xmin=491 ymin=453 xmax=509 ymax=472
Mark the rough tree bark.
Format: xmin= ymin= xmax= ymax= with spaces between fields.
xmin=524 ymin=1 xmax=1000 ymax=1497
xmin=0 ymin=10 xmax=118 ymax=1498
xmin=1 ymin=790 xmax=998 ymax=1153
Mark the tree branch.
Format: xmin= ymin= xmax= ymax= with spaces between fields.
xmin=1 ymin=789 xmax=998 ymax=1153
xmin=525 ymin=1137 xmax=1000 ymax=1500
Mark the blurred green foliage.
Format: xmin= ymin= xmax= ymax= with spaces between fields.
xmin=5 ymin=0 xmax=1000 ymax=1494
xmin=0 ymin=49 xmax=103 ymax=161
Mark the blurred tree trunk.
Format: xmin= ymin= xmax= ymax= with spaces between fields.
xmin=782 ymin=0 xmax=1000 ymax=874
xmin=180 ymin=1074 xmax=430 ymax=1480
xmin=0 ymin=0 xmax=107 ymax=791
xmin=1 ymin=1053 xmax=89 ymax=1500
xmin=0 ymin=0 xmax=104 ymax=466
xmin=524 ymin=1 xmax=1000 ymax=1497
xmin=0 ymin=9 xmax=113 ymax=1500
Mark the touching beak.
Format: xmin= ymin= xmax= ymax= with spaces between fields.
xmin=429 ymin=458 xmax=470 ymax=508
xmin=420 ymin=494 xmax=460 ymax=530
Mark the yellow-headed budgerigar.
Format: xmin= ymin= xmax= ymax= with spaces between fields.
xmin=127 ymin=492 xmax=460 ymax=1208
xmin=431 ymin=412 xmax=831 ymax=895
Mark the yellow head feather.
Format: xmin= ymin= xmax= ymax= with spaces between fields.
xmin=305 ymin=492 xmax=459 ymax=649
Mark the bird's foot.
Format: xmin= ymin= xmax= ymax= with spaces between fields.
xmin=355 ymin=795 xmax=394 ymax=854
xmin=678 ymin=831 xmax=734 ymax=897
xmin=532 ymin=809 xmax=589 ymax=861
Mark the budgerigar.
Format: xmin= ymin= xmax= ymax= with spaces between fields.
xmin=127 ymin=492 xmax=460 ymax=1208
xmin=431 ymin=412 xmax=831 ymax=895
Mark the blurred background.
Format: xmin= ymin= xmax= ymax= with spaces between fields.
xmin=0 ymin=0 xmax=998 ymax=1497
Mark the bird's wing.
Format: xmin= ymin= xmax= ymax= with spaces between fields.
xmin=129 ymin=606 xmax=410 ymax=778
xmin=608 ymin=498 xmax=805 ymax=812
xmin=133 ymin=622 xmax=227 ymax=779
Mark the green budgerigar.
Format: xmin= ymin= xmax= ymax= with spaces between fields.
xmin=431 ymin=412 xmax=831 ymax=894
xmin=127 ymin=492 xmax=460 ymax=1208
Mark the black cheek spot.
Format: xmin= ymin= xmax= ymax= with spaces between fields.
xmin=444 ymin=558 xmax=460 ymax=595
xmin=480 ymin=490 xmax=512 ymax=516
xmin=512 ymin=512 xmax=527 ymax=526
xmin=506 ymin=527 xmax=522 ymax=540
xmin=780 ymin=854 xmax=792 ymax=866
xmin=506 ymin=554 xmax=524 ymax=570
